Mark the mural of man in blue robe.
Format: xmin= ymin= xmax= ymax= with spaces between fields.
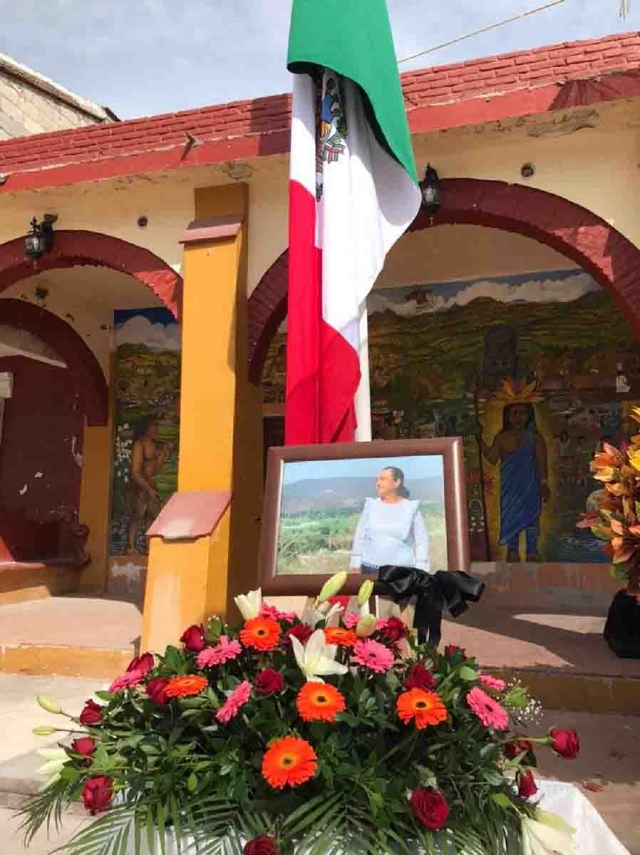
xmin=479 ymin=403 xmax=549 ymax=562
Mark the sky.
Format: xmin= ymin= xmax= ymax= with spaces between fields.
xmin=283 ymin=455 xmax=444 ymax=486
xmin=0 ymin=0 xmax=637 ymax=120
xmin=368 ymin=269 xmax=599 ymax=317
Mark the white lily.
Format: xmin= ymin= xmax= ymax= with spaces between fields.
xmin=522 ymin=809 xmax=575 ymax=855
xmin=301 ymin=601 xmax=343 ymax=629
xmin=234 ymin=588 xmax=262 ymax=621
xmin=291 ymin=629 xmax=349 ymax=682
xmin=37 ymin=747 xmax=69 ymax=789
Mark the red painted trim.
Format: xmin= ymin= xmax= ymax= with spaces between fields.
xmin=147 ymin=490 xmax=232 ymax=539
xmin=408 ymin=72 xmax=640 ymax=135
xmin=180 ymin=215 xmax=244 ymax=244
xmin=0 ymin=299 xmax=108 ymax=426
xmin=247 ymin=178 xmax=640 ymax=382
xmin=1 ymin=31 xmax=640 ymax=194
xmin=0 ymin=230 xmax=182 ymax=320
xmin=0 ymin=131 xmax=290 ymax=195
xmin=408 ymin=84 xmax=560 ymax=134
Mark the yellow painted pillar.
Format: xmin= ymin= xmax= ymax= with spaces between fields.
xmin=77 ymin=372 xmax=114 ymax=594
xmin=141 ymin=183 xmax=263 ymax=652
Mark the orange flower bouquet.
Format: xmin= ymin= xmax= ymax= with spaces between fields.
xmin=21 ymin=576 xmax=577 ymax=854
xmin=577 ymin=408 xmax=640 ymax=596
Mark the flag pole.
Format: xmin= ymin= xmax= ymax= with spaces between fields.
xmin=354 ymin=302 xmax=372 ymax=441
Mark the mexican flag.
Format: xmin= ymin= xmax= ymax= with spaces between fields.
xmin=284 ymin=0 xmax=421 ymax=445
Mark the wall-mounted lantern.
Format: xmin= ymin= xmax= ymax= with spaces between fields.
xmin=419 ymin=165 xmax=441 ymax=217
xmin=24 ymin=214 xmax=58 ymax=261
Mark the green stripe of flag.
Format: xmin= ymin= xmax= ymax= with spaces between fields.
xmin=287 ymin=0 xmax=417 ymax=183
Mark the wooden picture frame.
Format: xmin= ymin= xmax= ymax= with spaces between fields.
xmin=259 ymin=438 xmax=470 ymax=595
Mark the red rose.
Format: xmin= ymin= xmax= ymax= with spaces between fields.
xmin=381 ymin=616 xmax=408 ymax=644
xmin=284 ymin=624 xmax=313 ymax=645
xmin=410 ymin=788 xmax=450 ymax=830
xmin=180 ymin=624 xmax=206 ymax=652
xmin=126 ymin=652 xmax=154 ymax=675
xmin=146 ymin=677 xmax=170 ymax=706
xmin=79 ymin=699 xmax=103 ymax=726
xmin=517 ymin=770 xmax=538 ymax=799
xmin=71 ymin=737 xmax=96 ymax=760
xmin=254 ymin=669 xmax=285 ymax=696
xmin=404 ymin=664 xmax=435 ymax=691
xmin=444 ymin=645 xmax=467 ymax=659
xmin=82 ymin=776 xmax=114 ymax=815
xmin=505 ymin=740 xmax=534 ymax=760
xmin=549 ymin=728 xmax=580 ymax=760
xmin=243 ymin=836 xmax=280 ymax=855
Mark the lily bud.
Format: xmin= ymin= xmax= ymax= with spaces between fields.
xmin=316 ymin=571 xmax=347 ymax=605
xmin=355 ymin=614 xmax=378 ymax=638
xmin=357 ymin=580 xmax=374 ymax=607
xmin=33 ymin=726 xmax=57 ymax=736
xmin=36 ymin=696 xmax=63 ymax=715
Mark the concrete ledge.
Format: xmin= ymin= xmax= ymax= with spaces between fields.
xmin=0 ymin=645 xmax=132 ymax=678
xmin=0 ymin=564 xmax=80 ymax=605
xmin=490 ymin=667 xmax=640 ymax=715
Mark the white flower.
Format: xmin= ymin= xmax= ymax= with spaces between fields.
xmin=301 ymin=601 xmax=343 ymax=629
xmin=234 ymin=588 xmax=262 ymax=620
xmin=522 ymin=809 xmax=575 ymax=855
xmin=37 ymin=747 xmax=69 ymax=789
xmin=291 ymin=629 xmax=348 ymax=683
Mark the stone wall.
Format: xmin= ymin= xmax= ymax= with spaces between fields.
xmin=0 ymin=68 xmax=103 ymax=139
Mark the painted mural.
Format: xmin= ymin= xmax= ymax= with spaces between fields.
xmin=261 ymin=269 xmax=640 ymax=563
xmin=109 ymin=308 xmax=180 ymax=576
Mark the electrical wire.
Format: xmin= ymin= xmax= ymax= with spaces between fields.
xmin=397 ymin=0 xmax=569 ymax=65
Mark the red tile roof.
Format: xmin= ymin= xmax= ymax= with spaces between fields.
xmin=1 ymin=31 xmax=640 ymax=193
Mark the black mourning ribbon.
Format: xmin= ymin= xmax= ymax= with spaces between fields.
xmin=373 ymin=566 xmax=485 ymax=648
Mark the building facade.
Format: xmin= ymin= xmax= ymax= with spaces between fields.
xmin=2 ymin=32 xmax=640 ymax=652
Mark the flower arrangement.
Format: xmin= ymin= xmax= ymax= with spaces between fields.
xmin=577 ymin=412 xmax=640 ymax=596
xmin=23 ymin=574 xmax=579 ymax=855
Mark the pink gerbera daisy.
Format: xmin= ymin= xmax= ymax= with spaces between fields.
xmin=196 ymin=636 xmax=242 ymax=668
xmin=216 ymin=680 xmax=252 ymax=724
xmin=467 ymin=687 xmax=509 ymax=730
xmin=342 ymin=612 xmax=359 ymax=629
xmin=478 ymin=674 xmax=506 ymax=693
xmin=351 ymin=639 xmax=394 ymax=674
xmin=260 ymin=603 xmax=297 ymax=623
xmin=109 ymin=669 xmax=145 ymax=693
xmin=343 ymin=612 xmax=388 ymax=631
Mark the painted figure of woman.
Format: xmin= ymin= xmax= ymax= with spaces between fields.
xmin=478 ymin=403 xmax=549 ymax=563
xmin=350 ymin=466 xmax=430 ymax=573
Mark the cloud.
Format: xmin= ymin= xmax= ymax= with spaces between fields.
xmin=369 ymin=271 xmax=599 ymax=317
xmin=115 ymin=315 xmax=180 ymax=351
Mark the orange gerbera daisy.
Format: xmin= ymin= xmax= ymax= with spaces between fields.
xmin=164 ymin=675 xmax=209 ymax=699
xmin=324 ymin=627 xmax=358 ymax=648
xmin=396 ymin=688 xmax=447 ymax=730
xmin=296 ymin=682 xmax=346 ymax=723
xmin=239 ymin=617 xmax=281 ymax=651
xmin=262 ymin=737 xmax=317 ymax=789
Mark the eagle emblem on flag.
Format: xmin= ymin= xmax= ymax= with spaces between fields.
xmin=316 ymin=73 xmax=348 ymax=200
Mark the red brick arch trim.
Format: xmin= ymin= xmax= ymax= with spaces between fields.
xmin=247 ymin=178 xmax=640 ymax=384
xmin=0 ymin=298 xmax=108 ymax=426
xmin=0 ymin=230 xmax=182 ymax=319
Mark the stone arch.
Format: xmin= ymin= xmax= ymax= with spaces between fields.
xmin=247 ymin=178 xmax=640 ymax=383
xmin=0 ymin=298 xmax=108 ymax=425
xmin=0 ymin=230 xmax=182 ymax=319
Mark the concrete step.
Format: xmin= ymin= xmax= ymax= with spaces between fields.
xmin=0 ymin=596 xmax=140 ymax=677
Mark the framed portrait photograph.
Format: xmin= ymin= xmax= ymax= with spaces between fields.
xmin=260 ymin=438 xmax=470 ymax=595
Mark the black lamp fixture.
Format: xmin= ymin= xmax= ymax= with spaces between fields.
xmin=24 ymin=213 xmax=57 ymax=261
xmin=419 ymin=164 xmax=441 ymax=218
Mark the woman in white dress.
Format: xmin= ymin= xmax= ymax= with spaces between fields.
xmin=350 ymin=466 xmax=430 ymax=574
